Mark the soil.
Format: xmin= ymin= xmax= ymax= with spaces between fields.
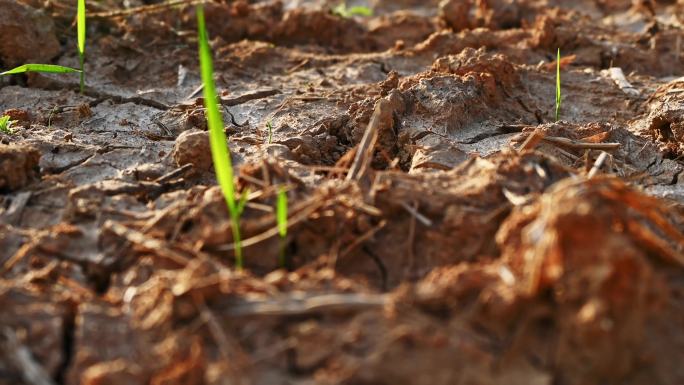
xmin=2 ymin=0 xmax=684 ymax=384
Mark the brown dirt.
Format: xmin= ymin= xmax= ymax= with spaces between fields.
xmin=2 ymin=0 xmax=684 ymax=384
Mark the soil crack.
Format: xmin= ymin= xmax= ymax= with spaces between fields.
xmin=54 ymin=303 xmax=76 ymax=385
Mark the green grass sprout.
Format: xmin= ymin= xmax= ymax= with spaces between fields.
xmin=197 ymin=4 xmax=247 ymax=269
xmin=77 ymin=0 xmax=87 ymax=93
xmin=1 ymin=3 xmax=85 ymax=87
xmin=555 ymin=48 xmax=561 ymax=122
xmin=267 ymin=120 xmax=273 ymax=144
xmin=0 ymin=64 xmax=81 ymax=76
xmin=276 ymin=186 xmax=288 ymax=267
xmin=332 ymin=2 xmax=373 ymax=18
xmin=0 ymin=115 xmax=16 ymax=134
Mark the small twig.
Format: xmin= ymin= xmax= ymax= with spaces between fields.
xmin=140 ymin=200 xmax=184 ymax=234
xmin=294 ymin=164 xmax=351 ymax=173
xmin=555 ymin=146 xmax=580 ymax=161
xmin=406 ymin=200 xmax=417 ymax=277
xmin=399 ymin=201 xmax=433 ymax=226
xmin=339 ymin=220 xmax=387 ymax=258
xmin=224 ymin=293 xmax=389 ymax=317
xmin=588 ymin=151 xmax=610 ymax=178
xmin=0 ymin=191 xmax=32 ymax=225
xmin=194 ymin=294 xmax=250 ymax=381
xmin=607 ymin=67 xmax=640 ymax=97
xmin=1 ymin=239 xmax=38 ymax=274
xmin=154 ymin=163 xmax=193 ymax=184
xmin=220 ymin=89 xmax=281 ymax=107
xmin=347 ymin=97 xmax=393 ymax=181
xmin=104 ymin=220 xmax=191 ymax=266
xmin=185 ymin=84 xmax=204 ymax=101
xmin=0 ymin=328 xmax=57 ymax=385
xmin=517 ymin=129 xmax=545 ymax=152
xmin=216 ymin=196 xmax=326 ymax=251
xmin=543 ymin=136 xmax=620 ymax=150
xmin=195 ymin=296 xmax=240 ymax=361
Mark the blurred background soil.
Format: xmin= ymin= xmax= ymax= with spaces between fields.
xmin=2 ymin=0 xmax=684 ymax=384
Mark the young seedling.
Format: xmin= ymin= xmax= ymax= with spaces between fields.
xmin=197 ymin=4 xmax=248 ymax=269
xmin=77 ymin=0 xmax=87 ymax=93
xmin=0 ymin=64 xmax=80 ymax=76
xmin=1 ymin=1 xmax=85 ymax=87
xmin=276 ymin=186 xmax=288 ymax=267
xmin=555 ymin=48 xmax=561 ymax=122
xmin=0 ymin=115 xmax=16 ymax=134
xmin=332 ymin=2 xmax=373 ymax=18
xmin=267 ymin=120 xmax=273 ymax=144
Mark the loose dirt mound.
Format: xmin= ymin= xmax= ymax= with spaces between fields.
xmin=2 ymin=0 xmax=684 ymax=384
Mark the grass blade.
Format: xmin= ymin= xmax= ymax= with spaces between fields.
xmin=0 ymin=115 xmax=12 ymax=134
xmin=197 ymin=4 xmax=245 ymax=269
xmin=267 ymin=120 xmax=273 ymax=144
xmin=555 ymin=48 xmax=561 ymax=122
xmin=276 ymin=187 xmax=288 ymax=267
xmin=333 ymin=2 xmax=373 ymax=18
xmin=77 ymin=0 xmax=87 ymax=93
xmin=347 ymin=5 xmax=373 ymax=16
xmin=0 ymin=64 xmax=81 ymax=75
xmin=237 ymin=189 xmax=249 ymax=216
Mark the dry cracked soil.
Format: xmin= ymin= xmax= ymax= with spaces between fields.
xmin=3 ymin=0 xmax=684 ymax=384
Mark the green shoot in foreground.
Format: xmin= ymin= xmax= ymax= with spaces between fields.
xmin=0 ymin=115 xmax=16 ymax=134
xmin=276 ymin=187 xmax=288 ymax=267
xmin=0 ymin=0 xmax=85 ymax=88
xmin=267 ymin=120 xmax=273 ymax=144
xmin=555 ymin=48 xmax=561 ymax=122
xmin=197 ymin=4 xmax=248 ymax=269
xmin=77 ymin=0 xmax=87 ymax=93
xmin=332 ymin=2 xmax=373 ymax=18
xmin=0 ymin=64 xmax=80 ymax=76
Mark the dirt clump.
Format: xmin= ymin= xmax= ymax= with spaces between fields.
xmin=0 ymin=0 xmax=60 ymax=68
xmin=1 ymin=109 xmax=31 ymax=127
xmin=439 ymin=0 xmax=474 ymax=31
xmin=368 ymin=11 xmax=438 ymax=49
xmin=0 ymin=144 xmax=40 ymax=192
xmin=497 ymin=177 xmax=681 ymax=385
xmin=172 ymin=129 xmax=212 ymax=172
xmin=273 ymin=8 xmax=372 ymax=52
xmin=4 ymin=0 xmax=684 ymax=384
xmin=633 ymin=82 xmax=684 ymax=158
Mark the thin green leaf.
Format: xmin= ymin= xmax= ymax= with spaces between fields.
xmin=555 ymin=48 xmax=561 ymax=122
xmin=276 ymin=186 xmax=288 ymax=268
xmin=77 ymin=0 xmax=87 ymax=93
xmin=277 ymin=187 xmax=288 ymax=238
xmin=197 ymin=5 xmax=235 ymax=212
xmin=347 ymin=5 xmax=373 ymax=16
xmin=0 ymin=64 xmax=81 ymax=76
xmin=333 ymin=2 xmax=373 ymax=18
xmin=0 ymin=115 xmax=16 ymax=134
xmin=77 ymin=0 xmax=86 ymax=56
xmin=197 ymin=4 xmax=245 ymax=268
xmin=332 ymin=3 xmax=346 ymax=16
xmin=267 ymin=120 xmax=273 ymax=144
xmin=0 ymin=116 xmax=10 ymax=133
xmin=236 ymin=189 xmax=250 ymax=216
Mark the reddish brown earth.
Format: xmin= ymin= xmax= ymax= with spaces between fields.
xmin=2 ymin=0 xmax=684 ymax=384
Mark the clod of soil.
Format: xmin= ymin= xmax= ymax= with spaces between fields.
xmin=0 ymin=144 xmax=40 ymax=192
xmin=4 ymin=1 xmax=684 ymax=384
xmin=172 ymin=129 xmax=212 ymax=171
xmin=0 ymin=0 xmax=60 ymax=67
